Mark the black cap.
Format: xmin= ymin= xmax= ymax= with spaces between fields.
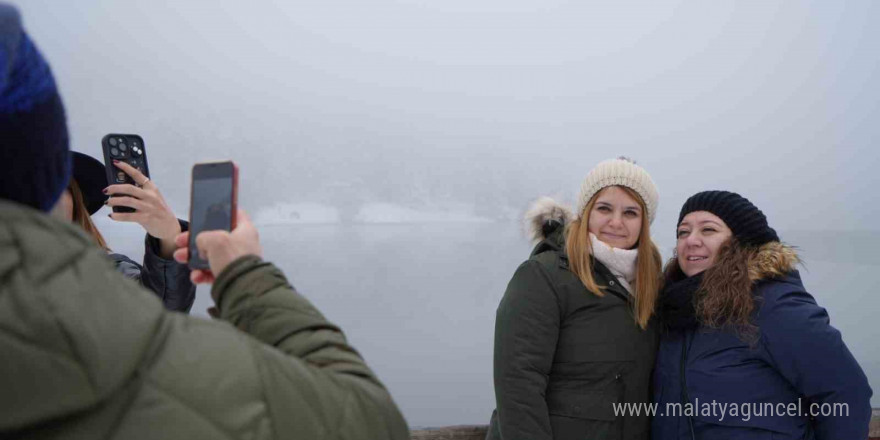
xmin=677 ymin=190 xmax=779 ymax=247
xmin=72 ymin=152 xmax=108 ymax=215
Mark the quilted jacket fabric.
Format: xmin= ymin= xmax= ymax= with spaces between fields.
xmin=0 ymin=200 xmax=409 ymax=440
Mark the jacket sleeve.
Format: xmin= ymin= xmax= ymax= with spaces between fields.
xmin=758 ymin=284 xmax=873 ymax=440
xmin=138 ymin=219 xmax=196 ymax=313
xmin=210 ymin=255 xmax=410 ymax=440
xmin=493 ymin=260 xmax=560 ymax=440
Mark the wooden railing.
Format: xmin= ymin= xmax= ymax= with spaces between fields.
xmin=411 ymin=425 xmax=487 ymax=440
xmin=873 ymin=408 xmax=880 ymax=439
xmin=410 ymin=409 xmax=880 ymax=439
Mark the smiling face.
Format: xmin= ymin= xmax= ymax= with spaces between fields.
xmin=676 ymin=211 xmax=733 ymax=276
xmin=587 ymin=186 xmax=643 ymax=250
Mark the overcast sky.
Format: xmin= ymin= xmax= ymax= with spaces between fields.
xmin=13 ymin=0 xmax=880 ymax=237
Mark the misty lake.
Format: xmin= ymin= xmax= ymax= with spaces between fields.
xmin=116 ymin=222 xmax=877 ymax=428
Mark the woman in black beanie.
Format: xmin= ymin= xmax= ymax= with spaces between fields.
xmin=652 ymin=190 xmax=872 ymax=440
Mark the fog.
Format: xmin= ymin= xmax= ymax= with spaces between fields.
xmin=13 ymin=0 xmax=880 ymax=427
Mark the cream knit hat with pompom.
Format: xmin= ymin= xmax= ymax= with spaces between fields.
xmin=575 ymin=157 xmax=659 ymax=224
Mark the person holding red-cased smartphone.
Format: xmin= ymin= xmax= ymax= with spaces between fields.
xmin=1 ymin=8 xmax=409 ymax=439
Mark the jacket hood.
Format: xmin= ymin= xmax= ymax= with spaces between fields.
xmin=523 ymin=197 xmax=574 ymax=245
xmin=747 ymin=241 xmax=800 ymax=283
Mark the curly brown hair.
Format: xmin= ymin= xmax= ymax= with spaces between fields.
xmin=664 ymin=238 xmax=760 ymax=339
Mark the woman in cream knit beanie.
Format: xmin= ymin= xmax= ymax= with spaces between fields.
xmin=575 ymin=157 xmax=659 ymax=224
xmin=568 ymin=156 xmax=661 ymax=325
xmin=488 ymin=157 xmax=662 ymax=440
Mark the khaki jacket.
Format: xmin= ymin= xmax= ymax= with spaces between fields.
xmin=0 ymin=200 xmax=409 ymax=440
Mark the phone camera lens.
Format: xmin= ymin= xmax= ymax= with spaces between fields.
xmin=109 ymin=137 xmax=117 ymax=147
xmin=119 ymin=143 xmax=127 ymax=152
xmin=110 ymin=147 xmax=119 ymax=157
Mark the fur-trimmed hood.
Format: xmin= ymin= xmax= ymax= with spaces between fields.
xmin=746 ymin=241 xmax=799 ymax=282
xmin=523 ymin=197 xmax=574 ymax=244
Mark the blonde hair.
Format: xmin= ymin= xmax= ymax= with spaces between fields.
xmin=565 ymin=185 xmax=662 ymax=329
xmin=69 ymin=179 xmax=110 ymax=251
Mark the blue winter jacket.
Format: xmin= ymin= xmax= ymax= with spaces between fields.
xmin=653 ymin=243 xmax=872 ymax=440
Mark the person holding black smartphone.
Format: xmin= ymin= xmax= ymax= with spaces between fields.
xmin=53 ymin=151 xmax=196 ymax=313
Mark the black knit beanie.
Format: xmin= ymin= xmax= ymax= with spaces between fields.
xmin=677 ymin=190 xmax=779 ymax=247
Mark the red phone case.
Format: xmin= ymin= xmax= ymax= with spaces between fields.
xmin=188 ymin=161 xmax=238 ymax=270
xmin=230 ymin=163 xmax=239 ymax=229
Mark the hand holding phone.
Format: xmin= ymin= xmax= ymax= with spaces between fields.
xmin=187 ymin=161 xmax=239 ymax=270
xmin=104 ymin=160 xmax=182 ymax=245
xmin=101 ymin=134 xmax=149 ymax=213
xmin=173 ymin=209 xmax=262 ymax=286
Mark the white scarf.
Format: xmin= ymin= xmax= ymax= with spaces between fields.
xmin=589 ymin=233 xmax=638 ymax=295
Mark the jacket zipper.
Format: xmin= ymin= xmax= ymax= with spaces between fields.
xmin=606 ymin=288 xmax=629 ymax=304
xmin=680 ymin=335 xmax=696 ymax=440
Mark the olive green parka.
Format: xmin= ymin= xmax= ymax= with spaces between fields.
xmin=0 ymin=200 xmax=409 ymax=440
xmin=488 ymin=202 xmax=658 ymax=440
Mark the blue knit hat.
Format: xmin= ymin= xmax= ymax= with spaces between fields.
xmin=0 ymin=4 xmax=70 ymax=212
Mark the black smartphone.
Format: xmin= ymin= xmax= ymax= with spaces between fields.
xmin=188 ymin=161 xmax=239 ymax=270
xmin=101 ymin=133 xmax=149 ymax=213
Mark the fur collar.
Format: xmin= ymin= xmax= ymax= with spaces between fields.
xmin=660 ymin=241 xmax=800 ymax=332
xmin=747 ymin=241 xmax=799 ymax=282
xmin=523 ymin=197 xmax=574 ymax=244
